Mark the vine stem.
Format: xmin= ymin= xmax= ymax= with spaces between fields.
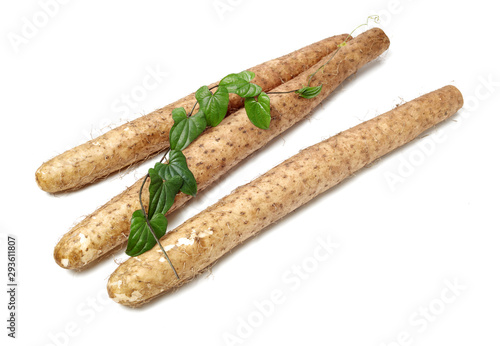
xmin=159 ymin=149 xmax=170 ymax=163
xmin=307 ymin=15 xmax=380 ymax=87
xmin=267 ymin=89 xmax=301 ymax=95
xmin=188 ymin=84 xmax=219 ymax=116
xmin=188 ymin=101 xmax=198 ymax=117
xmin=135 ymin=84 xmax=222 ymax=278
xmin=138 ymin=173 xmax=180 ymax=279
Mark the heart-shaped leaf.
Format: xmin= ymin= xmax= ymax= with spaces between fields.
xmin=148 ymin=168 xmax=183 ymax=218
xmin=195 ymin=85 xmax=229 ymax=127
xmin=244 ymin=92 xmax=271 ymax=130
xmin=154 ymin=150 xmax=197 ymax=196
xmin=126 ymin=211 xmax=168 ymax=257
xmin=220 ymin=71 xmax=262 ymax=98
xmin=169 ymin=110 xmax=207 ymax=151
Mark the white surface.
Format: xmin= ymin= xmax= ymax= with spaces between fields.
xmin=1 ymin=0 xmax=499 ymax=345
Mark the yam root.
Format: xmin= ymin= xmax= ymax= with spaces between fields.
xmin=36 ymin=34 xmax=350 ymax=193
xmin=107 ymin=85 xmax=464 ymax=307
xmin=54 ymin=28 xmax=390 ymax=270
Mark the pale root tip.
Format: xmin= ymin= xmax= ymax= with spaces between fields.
xmin=107 ymin=277 xmax=143 ymax=307
xmin=35 ymin=163 xmax=55 ymax=193
xmin=54 ymin=252 xmax=75 ymax=270
xmin=53 ymin=243 xmax=78 ymax=270
xmin=35 ymin=165 xmax=46 ymax=190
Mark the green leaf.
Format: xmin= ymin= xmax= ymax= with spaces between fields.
xmin=244 ymin=92 xmax=271 ymax=130
xmin=220 ymin=71 xmax=262 ymax=98
xmin=195 ymin=85 xmax=229 ymax=127
xmin=237 ymin=71 xmax=255 ymax=82
xmin=220 ymin=71 xmax=254 ymax=89
xmin=154 ymin=150 xmax=197 ymax=196
xmin=148 ymin=168 xmax=183 ymax=218
xmin=169 ymin=110 xmax=207 ymax=150
xmin=235 ymin=83 xmax=262 ymax=98
xmin=172 ymin=107 xmax=187 ymax=123
xmin=295 ymin=85 xmax=323 ymax=99
xmin=126 ymin=211 xmax=168 ymax=257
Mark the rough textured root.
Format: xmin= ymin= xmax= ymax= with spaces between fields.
xmin=107 ymin=85 xmax=464 ymax=307
xmin=36 ymin=34 xmax=350 ymax=193
xmin=54 ymin=28 xmax=390 ymax=270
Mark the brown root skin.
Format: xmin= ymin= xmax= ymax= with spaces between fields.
xmin=107 ymin=85 xmax=463 ymax=307
xmin=36 ymin=34 xmax=350 ymax=194
xmin=54 ymin=31 xmax=373 ymax=270
xmin=104 ymin=28 xmax=393 ymax=306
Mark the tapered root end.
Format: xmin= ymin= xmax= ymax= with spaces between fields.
xmin=53 ymin=243 xmax=80 ymax=270
xmin=53 ymin=233 xmax=97 ymax=270
xmin=35 ymin=163 xmax=54 ymax=193
xmin=107 ymin=272 xmax=144 ymax=308
xmin=444 ymin=85 xmax=464 ymax=110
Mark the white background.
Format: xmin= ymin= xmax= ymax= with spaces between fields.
xmin=1 ymin=0 xmax=499 ymax=345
